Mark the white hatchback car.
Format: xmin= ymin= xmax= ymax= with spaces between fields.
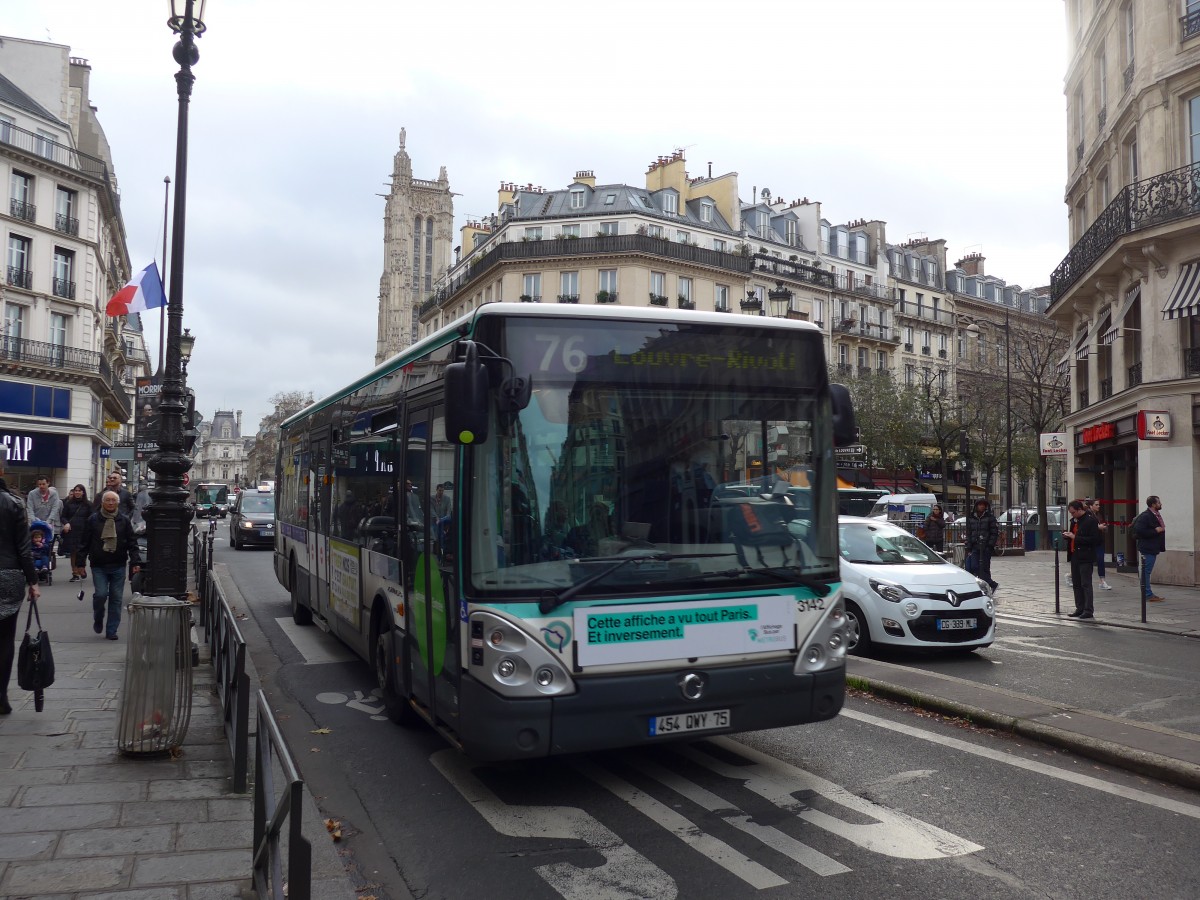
xmin=838 ymin=516 xmax=995 ymax=654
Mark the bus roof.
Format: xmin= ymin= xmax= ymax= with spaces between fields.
xmin=282 ymin=302 xmax=825 ymax=429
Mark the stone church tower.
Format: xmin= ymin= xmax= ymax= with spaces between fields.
xmin=376 ymin=129 xmax=454 ymax=362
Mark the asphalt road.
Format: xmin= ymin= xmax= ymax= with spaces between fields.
xmin=215 ymin=523 xmax=1200 ymax=900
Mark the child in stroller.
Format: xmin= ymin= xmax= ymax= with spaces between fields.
xmin=30 ymin=519 xmax=55 ymax=585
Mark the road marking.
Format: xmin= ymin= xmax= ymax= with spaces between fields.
xmin=432 ymin=750 xmax=677 ymax=900
xmin=274 ymin=617 xmax=357 ymax=664
xmin=841 ymin=708 xmax=1200 ymax=819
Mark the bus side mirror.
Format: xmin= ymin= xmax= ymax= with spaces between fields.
xmin=829 ymin=383 xmax=858 ymax=448
xmin=445 ymin=341 xmax=490 ymax=445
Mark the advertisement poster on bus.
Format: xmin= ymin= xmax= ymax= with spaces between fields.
xmin=135 ymin=376 xmax=161 ymax=460
xmin=328 ymin=539 xmax=361 ymax=628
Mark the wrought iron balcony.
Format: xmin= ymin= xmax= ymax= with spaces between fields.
xmin=1100 ymin=377 xmax=1113 ymax=399
xmin=836 ymin=363 xmax=853 ymax=376
xmin=557 ymin=294 xmax=579 ymax=303
xmin=0 ymin=337 xmax=128 ymax=423
xmin=595 ymin=291 xmax=618 ymax=303
xmin=833 ymin=318 xmax=858 ymax=334
xmin=1184 ymin=8 xmax=1200 ymax=40
xmin=1052 ymin=161 xmax=1200 ymax=302
xmin=1078 ymin=389 xmax=1090 ymax=409
xmin=6 ymin=266 xmax=32 ymax=289
xmin=751 ymin=255 xmax=834 ymax=289
xmin=1097 ymin=107 xmax=1107 ymax=131
xmin=1076 ymin=141 xmax=1084 ymax=164
xmin=1127 ymin=361 xmax=1142 ymax=387
xmin=1123 ymin=61 xmax=1134 ymax=93
xmin=9 ymin=198 xmax=35 ymax=222
xmin=1185 ymin=348 xmax=1200 ymax=377
xmin=55 ymin=213 xmax=79 ymax=236
xmin=857 ymin=366 xmax=873 ymax=377
xmin=52 ymin=277 xmax=76 ymax=299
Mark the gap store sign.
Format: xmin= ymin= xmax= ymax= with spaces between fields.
xmin=0 ymin=429 xmax=69 ymax=468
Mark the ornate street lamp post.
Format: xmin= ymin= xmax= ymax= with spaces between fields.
xmin=144 ymin=0 xmax=206 ymax=599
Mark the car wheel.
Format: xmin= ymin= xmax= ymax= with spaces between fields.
xmin=290 ymin=555 xmax=312 ymax=626
xmin=373 ymin=617 xmax=417 ymax=726
xmin=844 ymin=601 xmax=873 ymax=655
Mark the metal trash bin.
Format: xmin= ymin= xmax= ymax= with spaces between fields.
xmin=116 ymin=595 xmax=194 ymax=755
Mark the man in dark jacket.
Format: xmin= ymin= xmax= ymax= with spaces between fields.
xmin=1131 ymin=495 xmax=1166 ymax=602
xmin=1064 ymin=499 xmax=1100 ymax=619
xmin=104 ymin=471 xmax=136 ymax=518
xmin=965 ymin=498 xmax=999 ymax=592
xmin=79 ymin=490 xmax=142 ymax=640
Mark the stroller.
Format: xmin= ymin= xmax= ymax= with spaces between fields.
xmin=30 ymin=519 xmax=56 ymax=586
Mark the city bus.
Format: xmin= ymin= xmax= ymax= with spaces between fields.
xmin=273 ymin=303 xmax=856 ymax=760
xmin=193 ymin=482 xmax=229 ymax=518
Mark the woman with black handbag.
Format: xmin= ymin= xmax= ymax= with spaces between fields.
xmin=0 ymin=446 xmax=40 ymax=715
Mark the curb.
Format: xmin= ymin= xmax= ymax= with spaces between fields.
xmin=850 ymin=675 xmax=1200 ymax=792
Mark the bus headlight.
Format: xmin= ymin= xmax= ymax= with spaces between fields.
xmin=470 ymin=611 xmax=576 ymax=698
xmin=796 ymin=596 xmax=848 ymax=674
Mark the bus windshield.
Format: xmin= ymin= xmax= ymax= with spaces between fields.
xmin=465 ymin=316 xmax=839 ymax=597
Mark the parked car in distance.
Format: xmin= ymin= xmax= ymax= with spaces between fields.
xmin=837 ymin=516 xmax=996 ymax=655
xmin=997 ymin=506 xmax=1067 ymax=529
xmin=229 ymin=489 xmax=276 ymax=550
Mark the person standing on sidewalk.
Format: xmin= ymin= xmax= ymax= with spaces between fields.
xmin=1088 ymin=498 xmax=1112 ymax=590
xmin=966 ymin=498 xmax=999 ymax=593
xmin=0 ymin=447 xmax=40 ymax=714
xmin=25 ymin=475 xmax=62 ymax=539
xmin=1131 ymin=495 xmax=1167 ymax=602
xmin=922 ymin=504 xmax=947 ymax=552
xmin=59 ymin=484 xmax=93 ymax=582
xmin=78 ymin=491 xmax=142 ymax=640
xmin=1064 ymin=499 xmax=1101 ymax=619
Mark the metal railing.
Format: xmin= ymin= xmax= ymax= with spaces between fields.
xmin=206 ymin=576 xmax=250 ymax=793
xmin=1100 ymin=377 xmax=1113 ymax=399
xmin=1128 ymin=361 xmax=1142 ymax=387
xmin=1079 ymin=389 xmax=1090 ymax=409
xmin=52 ymin=277 xmax=76 ymax=299
xmin=55 ymin=213 xmax=79 ymax=235
xmin=750 ymin=254 xmax=834 ymax=289
xmin=893 ymin=300 xmax=956 ymax=324
xmin=1184 ymin=8 xmax=1200 ymax=39
xmin=6 ymin=265 xmax=32 ymax=289
xmin=253 ymin=689 xmax=312 ymax=900
xmin=9 ymin=198 xmax=35 ymax=222
xmin=1186 ymin=347 xmax=1200 ymax=377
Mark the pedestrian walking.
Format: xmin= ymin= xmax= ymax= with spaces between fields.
xmin=0 ymin=447 xmax=40 ymax=714
xmin=922 ymin=504 xmax=947 ymax=552
xmin=59 ymin=484 xmax=93 ymax=581
xmin=965 ymin=498 xmax=999 ymax=592
xmin=1064 ymin=499 xmax=1100 ymax=619
xmin=1131 ymin=495 xmax=1167 ymax=602
xmin=104 ymin=471 xmax=136 ymax=519
xmin=78 ymin=490 xmax=142 ymax=640
xmin=24 ymin=475 xmax=63 ymax=537
xmin=1088 ymin=497 xmax=1112 ymax=590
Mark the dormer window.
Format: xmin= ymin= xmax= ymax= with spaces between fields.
xmin=569 ymin=189 xmax=585 ymax=209
xmin=662 ymin=193 xmax=678 ymax=214
xmin=701 ymin=202 xmax=714 ymax=223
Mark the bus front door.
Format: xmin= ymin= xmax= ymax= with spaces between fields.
xmin=403 ymin=406 xmax=460 ymax=733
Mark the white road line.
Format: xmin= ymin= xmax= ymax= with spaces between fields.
xmin=624 ymin=755 xmax=850 ymax=876
xmin=432 ymin=750 xmax=677 ymax=900
xmin=840 ymin=708 xmax=1200 ymax=820
xmin=573 ymin=759 xmax=786 ymax=889
xmin=273 ymin=617 xmax=357 ymax=664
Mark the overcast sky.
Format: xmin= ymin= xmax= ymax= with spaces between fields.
xmin=9 ymin=1 xmax=1068 ymax=434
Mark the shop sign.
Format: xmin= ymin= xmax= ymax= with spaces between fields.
xmin=1080 ymin=422 xmax=1116 ymax=445
xmin=1040 ymin=432 xmax=1068 ymax=456
xmin=0 ymin=429 xmax=69 ymax=468
xmin=1136 ymin=410 xmax=1171 ymax=441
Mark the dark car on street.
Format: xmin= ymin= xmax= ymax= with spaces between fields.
xmin=229 ymin=489 xmax=275 ymax=550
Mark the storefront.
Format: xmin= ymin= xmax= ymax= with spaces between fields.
xmin=0 ymin=425 xmax=101 ymax=499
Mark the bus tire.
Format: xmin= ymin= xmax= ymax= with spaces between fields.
xmin=844 ymin=600 xmax=873 ymax=655
xmin=373 ymin=613 xmax=416 ymax=726
xmin=289 ymin=555 xmax=312 ymax=626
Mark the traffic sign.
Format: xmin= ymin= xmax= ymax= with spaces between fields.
xmin=182 ymin=472 xmax=190 ymax=486
xmin=835 ymin=444 xmax=866 ymax=456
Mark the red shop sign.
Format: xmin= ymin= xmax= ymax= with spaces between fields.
xmin=1081 ymin=421 xmax=1116 ymax=444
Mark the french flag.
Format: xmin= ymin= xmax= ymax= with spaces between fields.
xmin=106 ymin=262 xmax=167 ymax=317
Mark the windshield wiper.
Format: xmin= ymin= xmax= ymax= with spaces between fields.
xmin=538 ymin=552 xmax=734 ymax=614
xmin=667 ymin=565 xmax=834 ymax=597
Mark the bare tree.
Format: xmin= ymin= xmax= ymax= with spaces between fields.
xmin=910 ymin=365 xmax=968 ymax=507
xmin=245 ymin=390 xmax=313 ymax=484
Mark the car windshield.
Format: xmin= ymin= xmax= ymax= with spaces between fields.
xmin=240 ymin=495 xmax=274 ymax=515
xmin=839 ymin=521 xmax=943 ymax=564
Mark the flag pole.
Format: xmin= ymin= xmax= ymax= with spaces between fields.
xmin=159 ymin=175 xmax=171 ymax=376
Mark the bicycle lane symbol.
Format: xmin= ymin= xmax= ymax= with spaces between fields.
xmin=316 ymin=689 xmax=388 ymax=720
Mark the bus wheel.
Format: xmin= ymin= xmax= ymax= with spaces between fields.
xmin=844 ymin=601 xmax=872 ymax=656
xmin=289 ymin=556 xmax=312 ymax=626
xmin=374 ymin=621 xmax=416 ymax=726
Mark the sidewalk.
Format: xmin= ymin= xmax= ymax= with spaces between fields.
xmin=848 ymin=550 xmax=1200 ymax=790
xmin=0 ymin=565 xmax=355 ymax=899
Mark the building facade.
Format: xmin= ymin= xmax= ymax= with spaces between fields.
xmin=1049 ymin=0 xmax=1200 ymax=586
xmin=1 ymin=37 xmax=144 ymax=498
xmin=192 ymin=409 xmax=247 ymax=486
xmin=375 ymin=128 xmax=453 ymax=362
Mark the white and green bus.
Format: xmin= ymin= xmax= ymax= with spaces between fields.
xmin=274 ymin=303 xmax=856 ymax=760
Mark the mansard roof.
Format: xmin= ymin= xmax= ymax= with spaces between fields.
xmin=0 ymin=72 xmax=66 ymax=127
xmin=512 ymin=183 xmax=735 ymax=233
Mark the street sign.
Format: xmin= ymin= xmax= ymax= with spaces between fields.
xmin=835 ymin=444 xmax=866 ymax=456
xmin=838 ymin=461 xmax=868 ymax=469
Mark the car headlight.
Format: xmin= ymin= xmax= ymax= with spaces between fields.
xmin=869 ymin=578 xmax=913 ymax=603
xmin=976 ymin=578 xmax=991 ymax=594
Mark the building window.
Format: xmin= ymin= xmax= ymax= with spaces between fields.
xmin=877 ymin=351 xmax=887 ymax=371
xmin=559 ymin=271 xmax=579 ymax=300
xmin=52 ymin=248 xmax=75 ymax=299
xmin=604 ymin=193 xmax=616 ymax=205
xmin=838 ymin=344 xmax=848 ymax=365
xmin=1121 ymin=2 xmax=1134 ymax=68
xmin=597 ymin=221 xmax=618 ymax=236
xmin=598 ymin=269 xmax=617 ymax=295
xmin=715 ymin=284 xmax=729 ymax=311
xmin=424 ymin=217 xmax=433 ymax=292
xmin=785 ymin=219 xmax=797 ymax=246
xmin=857 ymin=347 xmax=869 ymax=369
xmin=662 ymin=193 xmax=678 ymax=214
xmin=904 ymin=364 xmax=915 ymax=385
xmin=676 ymin=230 xmax=690 ymax=243
xmin=1074 ymin=86 xmax=1085 ymax=145
xmin=647 ymin=224 xmax=663 ymax=238
xmin=814 ymin=298 xmax=824 ymax=323
xmin=0 ymin=114 xmax=13 ymax=143
xmin=1094 ymin=46 xmax=1107 ymax=120
xmin=7 ymin=235 xmax=32 ymax=288
xmin=569 ymin=189 xmax=585 ymax=209
xmin=3 ymin=303 xmax=24 ymax=354
xmin=522 ymin=273 xmax=541 ymax=300
xmin=1098 ymin=169 xmax=1110 ymax=208
xmin=903 ymin=326 xmax=914 ymax=347
xmin=678 ymin=277 xmax=692 ymax=303
xmin=560 ymin=224 xmax=580 ymax=238
xmin=650 ymin=272 xmax=665 ymax=298
xmin=713 ymin=238 xmax=727 ymax=252
xmin=9 ymin=171 xmax=34 ymax=223
xmin=1125 ymin=131 xmax=1139 ymax=184
xmin=1191 ymin=96 xmax=1200 ymax=163
xmin=524 ymin=226 xmax=543 ymax=241
xmin=701 ymin=202 xmax=713 ymax=223
xmin=55 ymin=187 xmax=78 ymax=235
xmin=36 ymin=130 xmax=56 ymax=159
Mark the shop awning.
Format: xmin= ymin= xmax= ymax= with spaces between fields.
xmin=1162 ymin=262 xmax=1200 ymax=320
xmin=1101 ymin=284 xmax=1140 ymax=345
xmin=1055 ymin=354 xmax=1071 ymax=375
xmin=1074 ymin=318 xmax=1100 ymax=360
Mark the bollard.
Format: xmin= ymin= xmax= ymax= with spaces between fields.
xmin=116 ymin=595 xmax=194 ymax=755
